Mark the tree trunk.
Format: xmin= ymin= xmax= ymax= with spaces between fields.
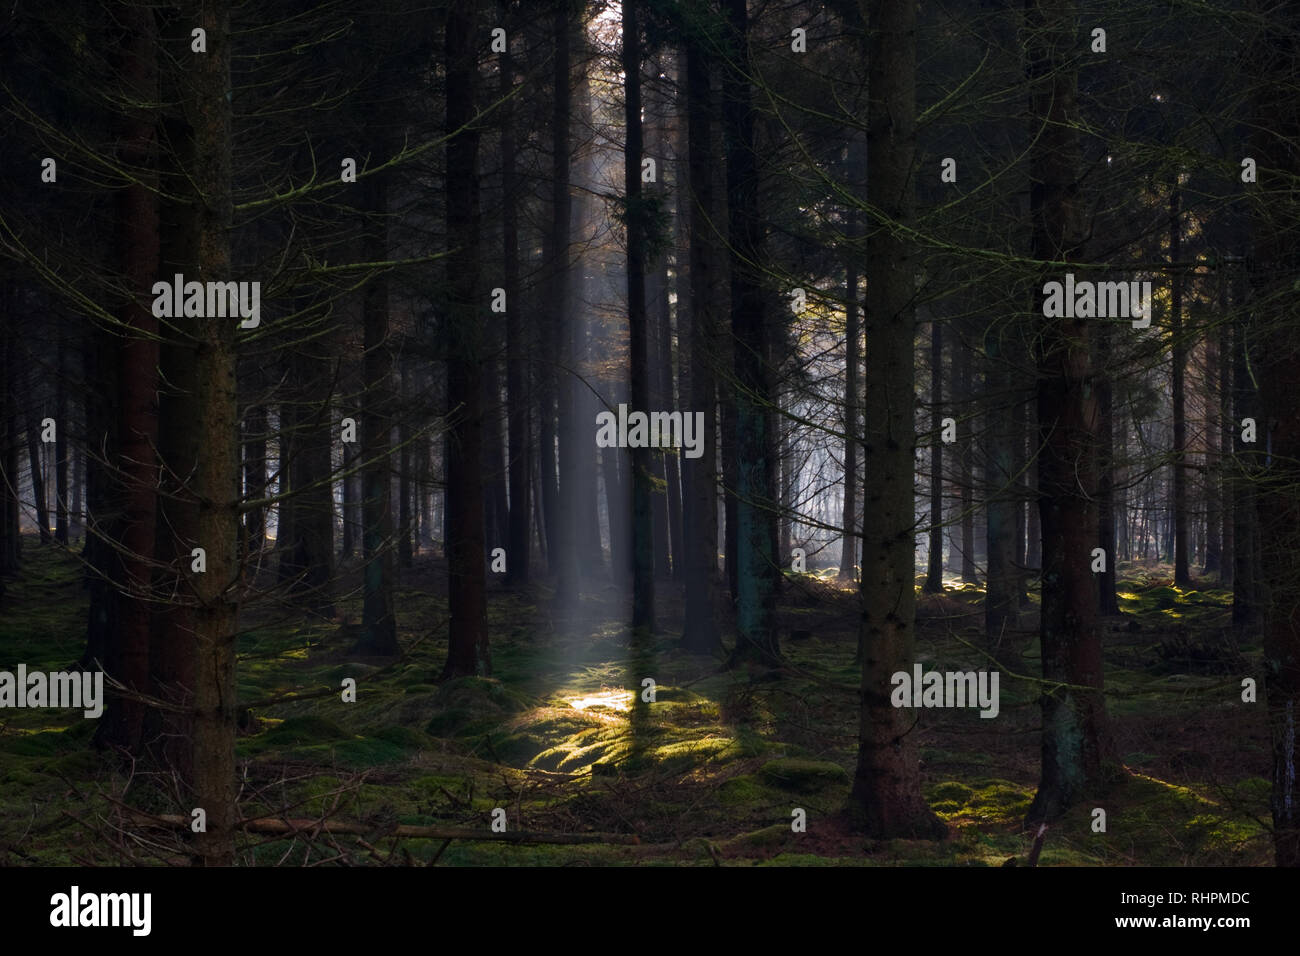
xmin=358 ymin=171 xmax=397 ymax=655
xmin=959 ymin=344 xmax=976 ymax=582
xmin=95 ymin=2 xmax=159 ymax=757
xmin=243 ymin=401 xmax=267 ymax=560
xmin=287 ymin=341 xmax=335 ymax=612
xmin=724 ymin=0 xmax=777 ymax=666
xmin=839 ymin=202 xmax=860 ymax=582
xmin=1203 ymin=331 xmax=1221 ymax=576
xmin=55 ymin=334 xmax=68 ymax=545
xmin=985 ymin=312 xmax=1018 ymax=636
xmin=180 ymin=0 xmax=240 ymax=866
xmin=849 ymin=0 xmax=943 ymax=839
xmin=1247 ymin=8 xmax=1300 ymax=864
xmin=502 ymin=38 xmax=531 ymax=586
xmin=624 ymin=0 xmax=655 ymax=638
xmin=1171 ymin=182 xmax=1189 ymax=586
xmin=1025 ymin=0 xmax=1114 ymax=824
xmin=1232 ymin=260 xmax=1258 ymax=636
xmin=648 ymin=258 xmax=672 ymax=579
xmin=925 ymin=320 xmax=944 ymax=592
xmin=0 ymin=286 xmax=18 ymax=579
xmin=680 ymin=31 xmax=719 ymax=654
xmin=442 ymin=0 xmax=490 ymax=678
xmin=1096 ymin=317 xmax=1119 ymax=615
xmin=398 ymin=362 xmax=414 ymax=569
xmin=550 ymin=0 xmax=582 ymax=606
xmin=1218 ymin=313 xmax=1233 ymax=587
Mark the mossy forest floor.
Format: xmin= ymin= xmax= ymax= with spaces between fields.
xmin=0 ymin=539 xmax=1272 ymax=866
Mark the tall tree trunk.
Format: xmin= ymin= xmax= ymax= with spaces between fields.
xmin=624 ymin=0 xmax=654 ymax=637
xmin=680 ymin=31 xmax=719 ymax=653
xmin=275 ymin=400 xmax=297 ymax=583
xmin=1204 ymin=332 xmax=1221 ymax=576
xmin=178 ymin=0 xmax=240 ymax=866
xmin=243 ymin=401 xmax=267 ymax=560
xmin=986 ymin=314 xmax=1018 ymax=635
xmin=1218 ymin=314 xmax=1233 ymax=587
xmin=442 ymin=0 xmax=490 ymax=677
xmin=724 ymin=0 xmax=776 ymax=665
xmin=959 ymin=344 xmax=976 ymax=582
xmin=1096 ymin=317 xmax=1119 ymax=614
xmin=287 ymin=341 xmax=335 ymax=612
xmin=648 ymin=258 xmax=672 ymax=579
xmin=0 ymin=285 xmax=18 ymax=580
xmin=1025 ymin=0 xmax=1114 ymax=824
xmin=849 ymin=0 xmax=943 ymax=839
xmin=55 ymin=333 xmax=68 ymax=545
xmin=481 ymin=352 xmax=509 ymax=571
xmin=549 ymin=0 xmax=581 ymax=605
xmin=341 ymin=436 xmax=357 ymax=559
xmin=925 ymin=320 xmax=943 ymax=593
xmin=839 ymin=203 xmax=860 ymax=582
xmin=1248 ymin=8 xmax=1300 ymax=865
xmin=23 ymin=406 xmax=51 ymax=543
xmin=653 ymin=251 xmax=683 ymax=581
xmin=1232 ymin=260 xmax=1257 ymax=635
xmin=502 ymin=37 xmax=530 ymax=586
xmin=1171 ymin=182 xmax=1189 ymax=586
xmin=71 ymin=439 xmax=83 ymax=544
xmin=398 ymin=362 xmax=414 ymax=569
xmin=81 ymin=306 xmax=113 ymax=673
xmin=358 ymin=172 xmax=397 ymax=655
xmin=95 ymin=2 xmax=159 ymax=757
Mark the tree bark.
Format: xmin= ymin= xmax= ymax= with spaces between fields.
xmin=1025 ymin=0 xmax=1114 ymax=824
xmin=680 ymin=31 xmax=719 ymax=653
xmin=839 ymin=201 xmax=860 ymax=582
xmin=502 ymin=37 xmax=531 ymax=586
xmin=1170 ymin=182 xmax=1189 ymax=586
xmin=441 ymin=0 xmax=490 ymax=678
xmin=358 ymin=171 xmax=397 ymax=655
xmin=925 ymin=320 xmax=944 ymax=592
xmin=95 ymin=1 xmax=159 ymax=757
xmin=724 ymin=0 xmax=777 ymax=665
xmin=848 ymin=0 xmax=943 ymax=839
xmin=625 ymin=0 xmax=655 ymax=638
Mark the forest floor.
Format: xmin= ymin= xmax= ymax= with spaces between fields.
xmin=0 ymin=538 xmax=1273 ymax=866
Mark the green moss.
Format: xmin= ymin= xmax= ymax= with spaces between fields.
xmin=0 ymin=731 xmax=68 ymax=757
xmin=43 ymin=750 xmax=105 ymax=777
xmin=262 ymin=715 xmax=350 ymax=745
xmin=927 ymin=778 xmax=1033 ymax=823
xmin=758 ymin=758 xmax=849 ymax=790
xmin=369 ymin=725 xmax=431 ymax=750
xmin=718 ymin=774 xmax=771 ymax=806
xmin=424 ymin=677 xmax=533 ymax=737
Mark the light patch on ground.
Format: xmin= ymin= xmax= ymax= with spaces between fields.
xmin=566 ymin=688 xmax=634 ymax=712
